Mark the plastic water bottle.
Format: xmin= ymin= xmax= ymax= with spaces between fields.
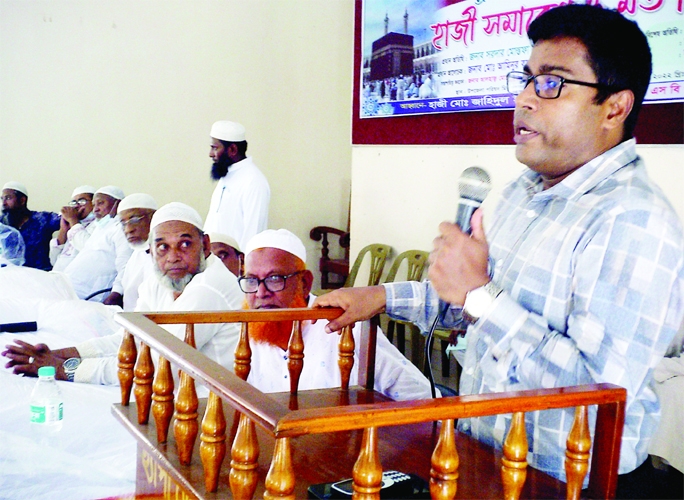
xmin=30 ymin=366 xmax=63 ymax=434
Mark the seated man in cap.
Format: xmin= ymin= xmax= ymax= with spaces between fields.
xmin=1 ymin=181 xmax=60 ymax=270
xmin=204 ymin=120 xmax=270 ymax=250
xmin=240 ymin=229 xmax=433 ymax=401
xmin=49 ymin=185 xmax=96 ymax=272
xmin=103 ymin=193 xmax=157 ymax=310
xmin=3 ymin=202 xmax=243 ymax=384
xmin=63 ymin=185 xmax=133 ymax=301
xmin=209 ymin=232 xmax=243 ymax=277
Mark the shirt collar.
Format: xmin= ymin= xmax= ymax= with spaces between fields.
xmin=519 ymin=139 xmax=638 ymax=201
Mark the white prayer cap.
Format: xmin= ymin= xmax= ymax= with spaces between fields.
xmin=244 ymin=229 xmax=306 ymax=263
xmin=118 ymin=193 xmax=158 ymax=213
xmin=150 ymin=202 xmax=203 ymax=232
xmin=210 ymin=120 xmax=246 ymax=142
xmin=2 ymin=182 xmax=28 ymax=197
xmin=71 ymin=185 xmax=96 ymax=199
xmin=209 ymin=232 xmax=240 ymax=252
xmin=95 ymin=185 xmax=125 ymax=200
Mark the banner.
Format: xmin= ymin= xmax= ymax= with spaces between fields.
xmin=360 ymin=0 xmax=684 ymax=118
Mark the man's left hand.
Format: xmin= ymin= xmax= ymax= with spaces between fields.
xmin=428 ymin=208 xmax=490 ymax=306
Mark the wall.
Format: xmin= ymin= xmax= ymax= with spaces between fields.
xmin=349 ymin=144 xmax=684 ymax=280
xmin=0 ymin=0 xmax=354 ymax=282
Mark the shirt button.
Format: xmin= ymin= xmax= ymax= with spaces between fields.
xmin=526 ymin=209 xmax=536 ymax=218
xmin=462 ymin=422 xmax=470 ymax=431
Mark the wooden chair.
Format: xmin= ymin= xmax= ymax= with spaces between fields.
xmin=309 ymin=226 xmax=350 ymax=289
xmin=113 ymin=308 xmax=627 ymax=500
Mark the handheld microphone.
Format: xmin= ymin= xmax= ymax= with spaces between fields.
xmin=425 ymin=167 xmax=492 ymax=398
xmin=0 ymin=321 xmax=38 ymax=333
xmin=438 ymin=167 xmax=491 ymax=318
xmin=454 ymin=166 xmax=492 ymax=235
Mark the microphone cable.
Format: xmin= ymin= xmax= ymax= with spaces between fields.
xmin=424 ymin=313 xmax=441 ymax=399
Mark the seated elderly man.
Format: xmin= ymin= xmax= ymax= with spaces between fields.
xmin=1 ymin=181 xmax=60 ymax=270
xmin=63 ymin=185 xmax=132 ymax=301
xmin=3 ymin=202 xmax=243 ymax=384
xmin=240 ymin=229 xmax=432 ymax=401
xmin=104 ymin=193 xmax=157 ymax=310
xmin=209 ymin=232 xmax=243 ymax=277
xmin=50 ymin=185 xmax=96 ymax=271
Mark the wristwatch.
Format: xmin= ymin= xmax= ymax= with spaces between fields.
xmin=63 ymin=357 xmax=81 ymax=382
xmin=462 ymin=281 xmax=503 ymax=324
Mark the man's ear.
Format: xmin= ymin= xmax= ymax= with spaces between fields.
xmin=603 ymin=89 xmax=634 ymax=132
xmin=227 ymin=143 xmax=239 ymax=160
xmin=302 ymin=270 xmax=314 ymax=297
xmin=202 ymin=233 xmax=211 ymax=258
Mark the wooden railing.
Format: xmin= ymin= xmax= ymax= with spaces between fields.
xmin=113 ymin=308 xmax=626 ymax=499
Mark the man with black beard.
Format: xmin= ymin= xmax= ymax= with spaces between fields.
xmin=1 ymin=181 xmax=60 ymax=271
xmin=203 ymin=120 xmax=270 ymax=250
xmin=3 ymin=202 xmax=243 ymax=384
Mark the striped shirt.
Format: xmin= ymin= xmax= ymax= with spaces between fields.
xmin=384 ymin=139 xmax=684 ymax=481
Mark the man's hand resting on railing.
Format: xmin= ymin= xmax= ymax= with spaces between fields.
xmin=313 ymin=285 xmax=387 ymax=333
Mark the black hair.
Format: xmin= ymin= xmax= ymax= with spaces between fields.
xmin=528 ymin=4 xmax=652 ymax=139
xmin=219 ymin=139 xmax=248 ymax=157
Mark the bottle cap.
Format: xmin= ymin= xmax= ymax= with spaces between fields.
xmin=38 ymin=366 xmax=56 ymax=377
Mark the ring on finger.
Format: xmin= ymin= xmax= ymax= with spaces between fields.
xmin=28 ymin=356 xmax=34 ymax=364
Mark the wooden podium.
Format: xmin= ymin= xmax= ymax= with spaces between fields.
xmin=113 ymin=309 xmax=626 ymax=499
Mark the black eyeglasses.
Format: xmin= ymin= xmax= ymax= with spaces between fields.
xmin=68 ymin=198 xmax=90 ymax=207
xmin=506 ymin=71 xmax=613 ymax=99
xmin=238 ymin=271 xmax=304 ymax=293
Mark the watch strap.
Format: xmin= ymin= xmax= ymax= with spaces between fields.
xmin=462 ymin=281 xmax=503 ymax=325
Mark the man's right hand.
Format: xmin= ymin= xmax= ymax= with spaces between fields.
xmin=313 ymin=285 xmax=387 ymax=333
xmin=60 ymin=205 xmax=80 ymax=226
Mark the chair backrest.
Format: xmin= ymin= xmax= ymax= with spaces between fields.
xmin=345 ymin=243 xmax=392 ymax=287
xmin=384 ymin=250 xmax=429 ymax=284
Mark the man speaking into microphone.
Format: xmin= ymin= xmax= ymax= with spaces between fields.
xmin=315 ymin=4 xmax=684 ymax=497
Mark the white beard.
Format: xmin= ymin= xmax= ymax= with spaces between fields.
xmin=154 ymin=251 xmax=207 ymax=293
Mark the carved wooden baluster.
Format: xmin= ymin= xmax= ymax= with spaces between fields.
xmin=234 ymin=323 xmax=252 ymax=382
xmin=117 ymin=330 xmax=137 ymax=405
xmin=430 ymin=418 xmax=459 ymax=500
xmin=151 ymin=355 xmax=174 ymax=443
xmin=133 ymin=343 xmax=154 ymax=425
xmin=200 ymin=391 xmax=227 ymax=493
xmin=287 ymin=320 xmax=304 ymax=394
xmin=174 ymin=370 xmax=199 ymax=465
xmin=264 ymin=437 xmax=295 ymax=499
xmin=338 ymin=325 xmax=355 ymax=391
xmin=173 ymin=322 xmax=199 ymax=465
xmin=565 ymin=405 xmax=591 ymax=500
xmin=501 ymin=412 xmax=528 ymax=500
xmin=184 ymin=322 xmax=197 ymax=348
xmin=352 ymin=427 xmax=382 ymax=500
xmin=229 ymin=413 xmax=260 ymax=498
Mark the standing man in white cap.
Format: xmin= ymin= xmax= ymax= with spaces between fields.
xmin=1 ymin=181 xmax=61 ymax=271
xmin=50 ymin=185 xmax=96 ymax=271
xmin=63 ymin=185 xmax=132 ymax=301
xmin=204 ymin=120 xmax=270 ymax=250
xmin=103 ymin=193 xmax=158 ymax=310
xmin=4 ymin=202 xmax=244 ymax=385
xmin=239 ymin=229 xmax=432 ymax=401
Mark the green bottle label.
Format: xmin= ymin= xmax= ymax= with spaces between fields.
xmin=30 ymin=403 xmax=63 ymax=424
